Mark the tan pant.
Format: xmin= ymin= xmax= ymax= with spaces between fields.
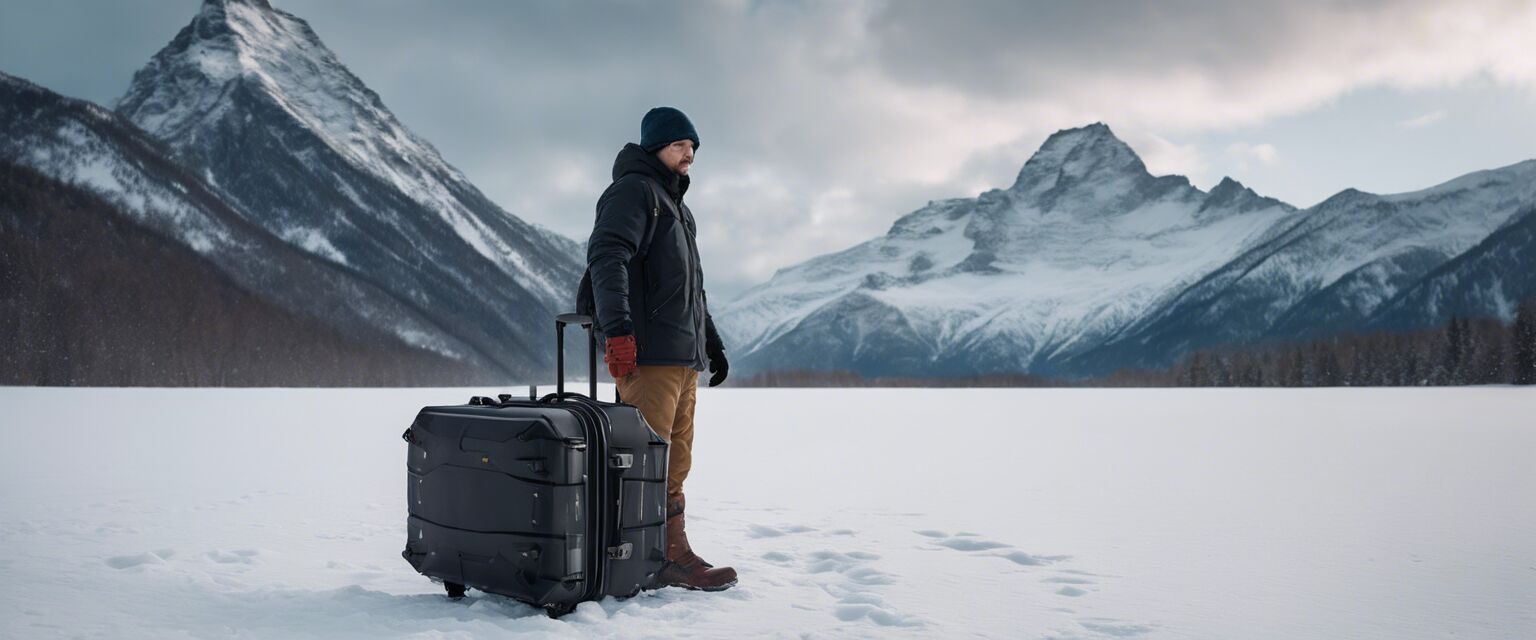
xmin=616 ymin=365 xmax=698 ymax=498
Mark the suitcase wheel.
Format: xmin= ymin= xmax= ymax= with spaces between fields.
xmin=444 ymin=581 xmax=466 ymax=599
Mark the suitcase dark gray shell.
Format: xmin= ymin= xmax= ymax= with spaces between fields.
xmin=401 ymin=314 xmax=668 ymax=615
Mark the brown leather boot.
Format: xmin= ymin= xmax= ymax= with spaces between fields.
xmin=656 ymin=494 xmax=737 ymax=591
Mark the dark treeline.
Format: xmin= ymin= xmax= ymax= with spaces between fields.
xmin=733 ymin=369 xmax=1059 ymax=388
xmin=739 ymin=301 xmax=1536 ymax=388
xmin=1110 ymin=304 xmax=1536 ymax=387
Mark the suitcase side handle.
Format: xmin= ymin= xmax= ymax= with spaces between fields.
xmin=555 ymin=313 xmax=619 ymax=402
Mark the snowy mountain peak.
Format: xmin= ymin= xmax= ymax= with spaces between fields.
xmin=1028 ymin=122 xmax=1126 ymax=163
xmin=118 ymin=0 xmax=400 ymax=161
xmin=1208 ymin=176 xmax=1244 ymax=194
xmin=205 ymin=0 xmax=272 ymax=10
xmin=1004 ymin=123 xmax=1198 ymax=217
xmin=1313 ymin=187 xmax=1376 ymax=211
xmin=1011 ymin=123 xmax=1146 ymax=189
xmin=1200 ymin=176 xmax=1292 ymax=215
xmin=112 ymin=0 xmax=586 ymax=378
xmin=116 ymin=0 xmax=570 ymax=289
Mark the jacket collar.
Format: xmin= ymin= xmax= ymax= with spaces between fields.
xmin=611 ymin=142 xmax=690 ymax=201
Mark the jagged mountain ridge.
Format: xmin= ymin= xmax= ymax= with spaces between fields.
xmin=718 ymin=123 xmax=1536 ymax=379
xmin=115 ymin=0 xmax=584 ymax=379
xmin=0 ymin=71 xmax=482 ymax=384
xmin=717 ymin=123 xmax=1299 ymax=377
xmin=1367 ymin=205 xmax=1536 ymax=331
xmin=1073 ymin=159 xmax=1536 ymax=374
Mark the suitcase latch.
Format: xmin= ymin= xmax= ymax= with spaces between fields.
xmin=606 ymin=542 xmax=633 ymax=560
xmin=608 ymin=453 xmax=634 ymax=469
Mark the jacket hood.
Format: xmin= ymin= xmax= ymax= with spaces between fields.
xmin=611 ymin=142 xmax=690 ymax=200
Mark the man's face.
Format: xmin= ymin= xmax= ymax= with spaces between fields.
xmin=655 ymin=139 xmax=695 ymax=176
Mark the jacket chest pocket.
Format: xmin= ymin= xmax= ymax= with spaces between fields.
xmin=649 ymin=282 xmax=685 ymax=319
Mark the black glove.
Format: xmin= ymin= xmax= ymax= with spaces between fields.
xmin=705 ymin=316 xmax=728 ymax=387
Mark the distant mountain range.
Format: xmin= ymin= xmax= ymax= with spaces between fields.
xmin=2 ymin=0 xmax=584 ymax=385
xmin=4 ymin=0 xmax=1532 ymax=385
xmin=715 ymin=123 xmax=1536 ymax=379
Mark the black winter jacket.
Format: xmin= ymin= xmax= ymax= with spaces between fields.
xmin=586 ymin=143 xmax=720 ymax=371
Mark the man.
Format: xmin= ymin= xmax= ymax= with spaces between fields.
xmin=585 ymin=107 xmax=736 ymax=591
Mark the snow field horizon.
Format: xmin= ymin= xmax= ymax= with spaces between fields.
xmin=0 ymin=386 xmax=1531 ymax=638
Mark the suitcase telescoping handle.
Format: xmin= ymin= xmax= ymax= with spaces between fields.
xmin=554 ymin=313 xmax=620 ymax=403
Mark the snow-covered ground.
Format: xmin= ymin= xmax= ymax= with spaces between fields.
xmin=1 ymin=387 xmax=1531 ymax=639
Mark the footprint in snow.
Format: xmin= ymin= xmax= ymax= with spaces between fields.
xmin=760 ymin=551 xmax=795 ymax=564
xmin=807 ymin=550 xmax=891 ymax=586
xmin=1076 ymin=618 xmax=1157 ymax=637
xmin=918 ymin=533 xmax=1154 ymax=636
xmin=935 ymin=537 xmax=1010 ymax=552
xmin=206 ymin=548 xmax=262 ymax=564
xmin=105 ymin=549 xmax=175 ymax=569
xmin=800 ymin=550 xmax=922 ymax=628
xmin=1000 ymin=550 xmax=1072 ymax=566
xmin=747 ymin=523 xmax=816 ymax=538
xmin=918 ymin=531 xmax=1071 ymax=566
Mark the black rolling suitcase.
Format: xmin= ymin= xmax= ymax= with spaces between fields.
xmin=401 ymin=313 xmax=669 ymax=615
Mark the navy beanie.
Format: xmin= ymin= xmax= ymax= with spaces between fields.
xmin=640 ymin=107 xmax=700 ymax=153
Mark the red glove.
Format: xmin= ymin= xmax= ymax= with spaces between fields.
xmin=604 ymin=335 xmax=638 ymax=379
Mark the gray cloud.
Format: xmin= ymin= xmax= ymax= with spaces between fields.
xmin=3 ymin=0 xmax=1534 ymax=301
xmin=867 ymin=0 xmax=1382 ymax=99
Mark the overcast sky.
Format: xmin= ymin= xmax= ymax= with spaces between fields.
xmin=4 ymin=0 xmax=1536 ymax=301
